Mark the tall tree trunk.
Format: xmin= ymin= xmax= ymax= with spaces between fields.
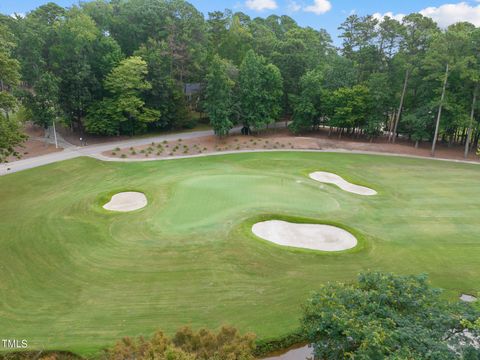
xmin=388 ymin=110 xmax=396 ymax=140
xmin=465 ymin=84 xmax=478 ymax=159
xmin=392 ymin=69 xmax=409 ymax=143
xmin=431 ymin=63 xmax=449 ymax=156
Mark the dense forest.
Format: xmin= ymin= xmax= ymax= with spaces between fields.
xmin=1 ymin=0 xmax=480 ymax=160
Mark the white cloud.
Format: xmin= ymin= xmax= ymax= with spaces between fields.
xmin=287 ymin=0 xmax=301 ymax=12
xmin=419 ymin=2 xmax=480 ymax=27
xmin=372 ymin=2 xmax=480 ymax=28
xmin=304 ymin=0 xmax=332 ymax=15
xmin=245 ymin=0 xmax=278 ymax=11
xmin=372 ymin=11 xmax=406 ymax=22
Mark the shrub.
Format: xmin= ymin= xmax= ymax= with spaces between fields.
xmin=111 ymin=152 xmax=116 ymax=156
xmin=105 ymin=326 xmax=255 ymax=360
xmin=120 ymin=154 xmax=127 ymax=158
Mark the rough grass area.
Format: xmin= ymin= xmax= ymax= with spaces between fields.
xmin=0 ymin=152 xmax=479 ymax=356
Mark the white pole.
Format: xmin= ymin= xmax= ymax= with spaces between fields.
xmin=53 ymin=118 xmax=58 ymax=149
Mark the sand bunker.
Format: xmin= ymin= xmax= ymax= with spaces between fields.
xmin=460 ymin=294 xmax=478 ymax=302
xmin=103 ymin=192 xmax=147 ymax=212
xmin=252 ymin=220 xmax=357 ymax=251
xmin=309 ymin=171 xmax=377 ymax=196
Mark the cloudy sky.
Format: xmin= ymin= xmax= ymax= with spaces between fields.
xmin=3 ymin=0 xmax=480 ymax=42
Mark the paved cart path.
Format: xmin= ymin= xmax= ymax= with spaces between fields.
xmin=2 ymin=124 xmax=479 ymax=176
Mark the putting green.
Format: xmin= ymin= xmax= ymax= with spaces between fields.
xmin=0 ymin=152 xmax=479 ymax=356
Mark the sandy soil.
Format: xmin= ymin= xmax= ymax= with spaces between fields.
xmin=103 ymin=192 xmax=147 ymax=212
xmin=101 ymin=127 xmax=480 ymax=163
xmin=460 ymin=294 xmax=478 ymax=302
xmin=309 ymin=171 xmax=377 ymax=196
xmin=252 ymin=220 xmax=358 ymax=251
xmin=5 ymin=123 xmax=62 ymax=163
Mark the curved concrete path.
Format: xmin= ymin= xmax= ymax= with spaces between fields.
xmin=2 ymin=128 xmax=480 ymax=176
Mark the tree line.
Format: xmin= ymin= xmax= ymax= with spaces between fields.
xmin=0 ymin=0 xmax=480 ymax=159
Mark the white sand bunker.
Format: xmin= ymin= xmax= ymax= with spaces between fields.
xmin=103 ymin=192 xmax=147 ymax=212
xmin=252 ymin=220 xmax=357 ymax=251
xmin=460 ymin=294 xmax=478 ymax=302
xmin=309 ymin=171 xmax=377 ymax=196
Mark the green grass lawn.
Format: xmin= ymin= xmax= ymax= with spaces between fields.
xmin=0 ymin=152 xmax=479 ymax=356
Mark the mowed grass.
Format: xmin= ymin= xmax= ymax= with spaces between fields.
xmin=0 ymin=152 xmax=479 ymax=356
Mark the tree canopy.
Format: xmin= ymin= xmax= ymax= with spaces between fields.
xmin=302 ymin=272 xmax=480 ymax=359
xmin=1 ymin=0 xmax=480 ymax=153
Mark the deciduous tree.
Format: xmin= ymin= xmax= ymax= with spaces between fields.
xmin=302 ymin=272 xmax=480 ymax=359
xmin=205 ymin=55 xmax=235 ymax=136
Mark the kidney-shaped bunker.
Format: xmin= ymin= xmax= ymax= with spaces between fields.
xmin=252 ymin=220 xmax=357 ymax=251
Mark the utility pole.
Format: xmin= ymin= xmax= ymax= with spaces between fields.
xmin=431 ymin=63 xmax=449 ymax=157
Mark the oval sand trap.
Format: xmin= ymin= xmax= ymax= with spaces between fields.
xmin=252 ymin=220 xmax=357 ymax=251
xmin=460 ymin=294 xmax=477 ymax=302
xmin=103 ymin=192 xmax=147 ymax=212
xmin=309 ymin=171 xmax=377 ymax=196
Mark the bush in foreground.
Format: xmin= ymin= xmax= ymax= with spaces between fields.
xmin=105 ymin=325 xmax=255 ymax=360
xmin=302 ymin=272 xmax=480 ymax=359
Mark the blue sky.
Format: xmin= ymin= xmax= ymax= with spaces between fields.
xmin=2 ymin=0 xmax=480 ymax=42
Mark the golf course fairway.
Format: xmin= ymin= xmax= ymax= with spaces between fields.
xmin=0 ymin=152 xmax=479 ymax=356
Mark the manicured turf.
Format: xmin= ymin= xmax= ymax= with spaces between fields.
xmin=0 ymin=152 xmax=479 ymax=356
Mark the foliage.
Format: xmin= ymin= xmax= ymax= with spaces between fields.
xmin=253 ymin=331 xmax=305 ymax=357
xmin=289 ymin=69 xmax=324 ymax=133
xmin=135 ymin=39 xmax=190 ymax=131
xmin=326 ymin=85 xmax=372 ymax=131
xmin=0 ymin=23 xmax=20 ymax=115
xmin=302 ymin=272 xmax=480 ymax=359
xmin=0 ymin=23 xmax=24 ymax=161
xmin=106 ymin=326 xmax=256 ymax=360
xmin=239 ymin=50 xmax=283 ymax=130
xmin=86 ymin=56 xmax=159 ymax=135
xmin=3 ymin=0 xmax=480 ymax=149
xmin=20 ymin=71 xmax=60 ymax=128
xmin=0 ymin=113 xmax=26 ymax=162
xmin=205 ymin=55 xmax=235 ymax=136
